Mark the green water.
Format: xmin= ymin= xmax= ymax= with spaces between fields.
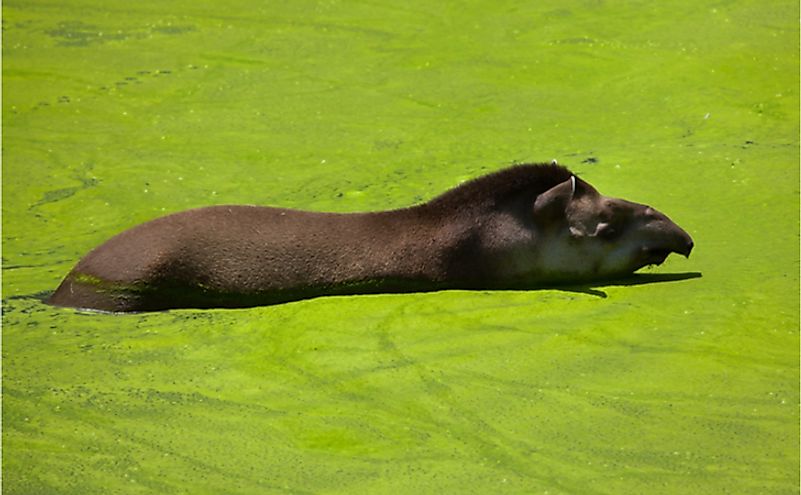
xmin=3 ymin=0 xmax=798 ymax=493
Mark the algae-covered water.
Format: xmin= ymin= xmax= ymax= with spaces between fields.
xmin=3 ymin=0 xmax=799 ymax=493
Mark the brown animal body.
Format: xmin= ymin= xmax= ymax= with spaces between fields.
xmin=47 ymin=164 xmax=693 ymax=312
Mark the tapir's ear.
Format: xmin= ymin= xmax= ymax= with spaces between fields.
xmin=572 ymin=176 xmax=599 ymax=198
xmin=533 ymin=177 xmax=576 ymax=223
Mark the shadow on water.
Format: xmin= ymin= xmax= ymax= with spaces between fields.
xmin=555 ymin=272 xmax=703 ymax=298
xmin=14 ymin=272 xmax=703 ymax=313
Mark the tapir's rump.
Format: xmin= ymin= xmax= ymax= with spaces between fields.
xmin=47 ymin=163 xmax=693 ymax=312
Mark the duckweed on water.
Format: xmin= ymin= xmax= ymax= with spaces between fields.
xmin=3 ymin=0 xmax=798 ymax=493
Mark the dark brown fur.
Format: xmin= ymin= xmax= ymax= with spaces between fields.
xmin=47 ymin=163 xmax=692 ymax=312
xmin=427 ymin=163 xmax=572 ymax=212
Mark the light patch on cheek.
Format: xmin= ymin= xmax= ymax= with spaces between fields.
xmin=506 ymin=229 xmax=645 ymax=282
xmin=598 ymin=245 xmax=638 ymax=274
xmin=540 ymin=235 xmax=636 ymax=279
xmin=537 ymin=236 xmax=597 ymax=276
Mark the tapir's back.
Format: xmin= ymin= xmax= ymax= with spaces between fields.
xmin=48 ymin=205 xmax=293 ymax=310
xmin=46 ymin=204 xmax=430 ymax=311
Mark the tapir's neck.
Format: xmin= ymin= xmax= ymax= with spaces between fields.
xmin=347 ymin=207 xmax=454 ymax=285
xmin=351 ymin=204 xmax=488 ymax=290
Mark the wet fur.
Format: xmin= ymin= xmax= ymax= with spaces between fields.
xmin=47 ymin=163 xmax=689 ymax=312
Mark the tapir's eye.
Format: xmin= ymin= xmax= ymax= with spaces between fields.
xmin=595 ymin=222 xmax=619 ymax=240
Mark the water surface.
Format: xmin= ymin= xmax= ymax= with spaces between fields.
xmin=3 ymin=0 xmax=798 ymax=493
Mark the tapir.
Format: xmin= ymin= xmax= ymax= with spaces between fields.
xmin=47 ymin=163 xmax=693 ymax=312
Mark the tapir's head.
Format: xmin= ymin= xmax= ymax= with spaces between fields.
xmin=530 ymin=174 xmax=693 ymax=282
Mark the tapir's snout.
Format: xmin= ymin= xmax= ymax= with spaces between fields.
xmin=679 ymin=235 xmax=694 ymax=258
xmin=641 ymin=210 xmax=694 ymax=267
xmin=661 ymin=214 xmax=694 ymax=258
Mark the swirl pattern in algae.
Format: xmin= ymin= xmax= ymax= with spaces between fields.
xmin=3 ymin=0 xmax=798 ymax=493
